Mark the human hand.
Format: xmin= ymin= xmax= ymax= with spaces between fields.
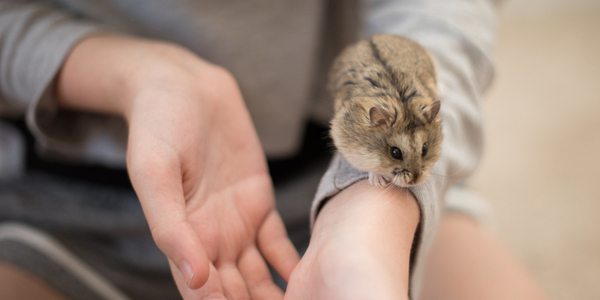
xmin=284 ymin=181 xmax=419 ymax=300
xmin=57 ymin=36 xmax=300 ymax=299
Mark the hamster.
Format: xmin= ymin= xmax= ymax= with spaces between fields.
xmin=328 ymin=34 xmax=442 ymax=188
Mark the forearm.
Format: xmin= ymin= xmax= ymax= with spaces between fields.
xmin=54 ymin=32 xmax=297 ymax=299
xmin=55 ymin=34 xmax=211 ymax=120
xmin=300 ymin=180 xmax=420 ymax=299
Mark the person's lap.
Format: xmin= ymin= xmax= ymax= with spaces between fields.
xmin=0 ymin=262 xmax=72 ymax=300
xmin=420 ymin=214 xmax=549 ymax=300
xmin=0 ymin=218 xmax=547 ymax=300
xmin=0 ymin=181 xmax=549 ymax=300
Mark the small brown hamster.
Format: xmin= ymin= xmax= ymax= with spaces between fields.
xmin=328 ymin=34 xmax=442 ymax=187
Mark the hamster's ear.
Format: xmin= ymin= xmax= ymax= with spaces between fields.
xmin=422 ymin=100 xmax=441 ymax=122
xmin=369 ymin=106 xmax=395 ymax=127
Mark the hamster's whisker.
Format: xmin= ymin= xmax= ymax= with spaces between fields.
xmin=446 ymin=163 xmax=468 ymax=177
xmin=381 ymin=180 xmax=395 ymax=196
xmin=428 ymin=172 xmax=448 ymax=179
xmin=390 ymin=183 xmax=402 ymax=204
xmin=428 ymin=163 xmax=468 ymax=179
xmin=359 ymin=177 xmax=391 ymax=203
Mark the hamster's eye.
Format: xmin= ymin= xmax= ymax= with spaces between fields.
xmin=422 ymin=143 xmax=428 ymax=157
xmin=390 ymin=147 xmax=403 ymax=160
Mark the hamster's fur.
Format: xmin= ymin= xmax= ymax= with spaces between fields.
xmin=328 ymin=34 xmax=442 ymax=187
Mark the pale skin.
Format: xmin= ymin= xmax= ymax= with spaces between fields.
xmin=0 ymin=34 xmax=550 ymax=300
xmin=284 ymin=181 xmax=419 ymax=300
xmin=55 ymin=34 xmax=298 ymax=299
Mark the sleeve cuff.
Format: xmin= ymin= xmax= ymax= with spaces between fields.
xmin=24 ymin=25 xmax=128 ymax=167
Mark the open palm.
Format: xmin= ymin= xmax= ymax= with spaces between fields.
xmin=125 ymin=64 xmax=299 ymax=300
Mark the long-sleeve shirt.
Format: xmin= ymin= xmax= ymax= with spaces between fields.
xmin=0 ymin=0 xmax=499 ymax=299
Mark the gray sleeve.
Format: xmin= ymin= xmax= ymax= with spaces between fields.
xmin=0 ymin=1 xmax=127 ymax=167
xmin=0 ymin=0 xmax=102 ymax=113
xmin=311 ymin=0 xmax=499 ymax=299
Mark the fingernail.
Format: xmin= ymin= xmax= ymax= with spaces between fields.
xmin=180 ymin=260 xmax=194 ymax=288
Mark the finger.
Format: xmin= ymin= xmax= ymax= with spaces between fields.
xmin=128 ymin=150 xmax=210 ymax=289
xmin=257 ymin=210 xmax=300 ymax=281
xmin=152 ymin=217 xmax=210 ymax=289
xmin=170 ymin=259 xmax=227 ymax=300
xmin=217 ymin=262 xmax=251 ymax=300
xmin=238 ymin=245 xmax=285 ymax=300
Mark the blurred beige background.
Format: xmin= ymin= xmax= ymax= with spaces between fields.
xmin=469 ymin=1 xmax=600 ymax=299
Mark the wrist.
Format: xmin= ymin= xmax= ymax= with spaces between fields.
xmin=122 ymin=41 xmax=215 ymax=120
xmin=56 ymin=34 xmax=214 ymax=120
xmin=314 ymin=180 xmax=420 ymax=237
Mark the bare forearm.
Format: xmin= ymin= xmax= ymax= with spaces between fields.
xmin=55 ymin=34 xmax=209 ymax=119
xmin=317 ymin=181 xmax=419 ymax=294
xmin=287 ymin=180 xmax=420 ymax=299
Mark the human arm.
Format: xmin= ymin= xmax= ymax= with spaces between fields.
xmin=364 ymin=0 xmax=499 ymax=295
xmin=0 ymin=2 xmax=300 ymax=296
xmin=286 ymin=0 xmax=501 ymax=299
xmin=55 ymin=34 xmax=300 ymax=298
xmin=285 ymin=181 xmax=419 ymax=300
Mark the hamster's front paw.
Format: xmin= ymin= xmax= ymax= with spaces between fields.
xmin=368 ymin=172 xmax=391 ymax=188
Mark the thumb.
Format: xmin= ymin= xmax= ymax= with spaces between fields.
xmin=149 ymin=215 xmax=210 ymax=289
xmin=128 ymin=152 xmax=210 ymax=289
